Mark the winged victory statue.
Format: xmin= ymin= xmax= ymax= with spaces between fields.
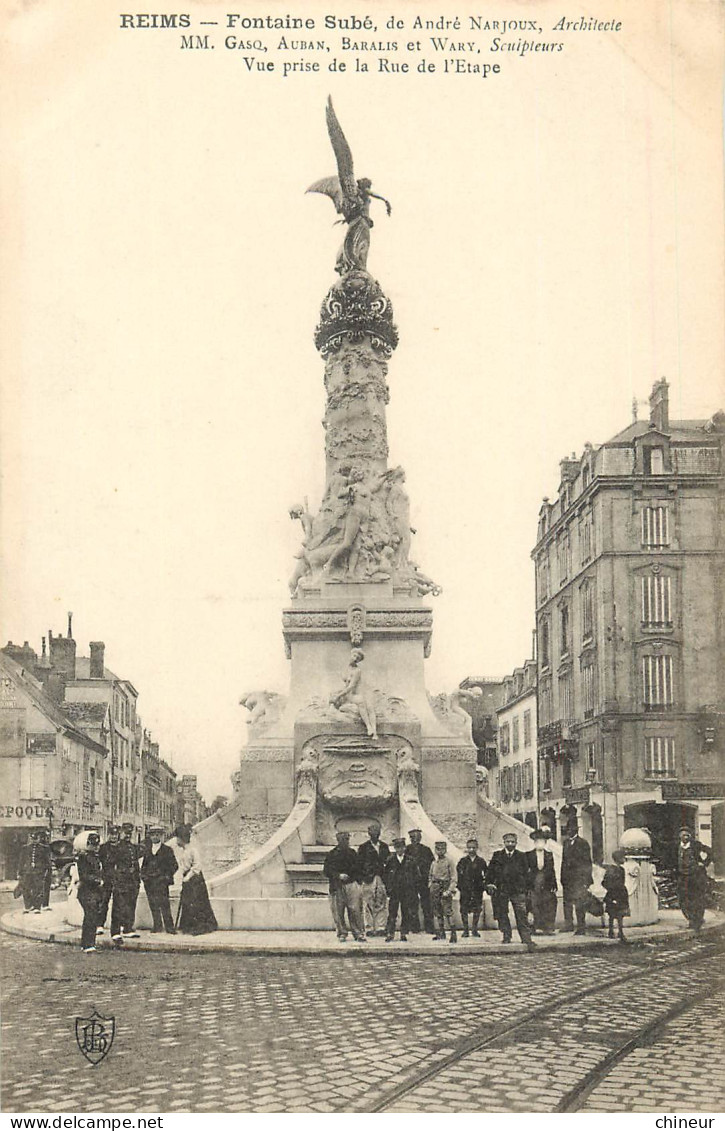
xmin=307 ymin=97 xmax=392 ymax=276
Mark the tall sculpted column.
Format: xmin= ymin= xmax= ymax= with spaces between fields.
xmin=288 ymin=98 xmax=440 ymax=599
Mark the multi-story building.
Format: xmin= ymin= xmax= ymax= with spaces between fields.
xmin=176 ymin=774 xmax=208 ymax=827
xmin=0 ymin=652 xmax=110 ymax=878
xmin=158 ymin=759 xmax=178 ymax=833
xmin=532 ymin=380 xmax=724 ymax=870
xmin=494 ymin=659 xmax=538 ymax=827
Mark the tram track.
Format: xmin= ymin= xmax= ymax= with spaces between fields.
xmin=370 ymin=934 xmax=724 ymax=1113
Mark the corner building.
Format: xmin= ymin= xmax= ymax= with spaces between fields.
xmin=532 ymin=381 xmax=724 ymax=871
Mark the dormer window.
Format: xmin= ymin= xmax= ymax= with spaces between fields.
xmin=645 ymin=447 xmax=665 ymax=475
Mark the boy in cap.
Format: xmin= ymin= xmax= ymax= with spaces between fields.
xmin=429 ymin=840 xmax=458 ymax=943
xmin=456 ymin=837 xmax=486 ymax=937
xmin=383 ymin=837 xmax=418 ymax=942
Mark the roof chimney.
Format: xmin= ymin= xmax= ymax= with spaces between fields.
xmin=67 ymin=611 xmax=74 ymax=639
xmin=649 ymin=378 xmax=669 ymax=433
xmin=89 ymin=641 xmax=105 ymax=680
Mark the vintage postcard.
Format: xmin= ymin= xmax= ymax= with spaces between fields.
xmin=1 ymin=0 xmax=723 ymax=1119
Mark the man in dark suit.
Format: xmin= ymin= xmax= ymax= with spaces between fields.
xmin=456 ymin=837 xmax=487 ymax=937
xmin=383 ymin=837 xmax=419 ymax=942
xmin=357 ymin=821 xmax=390 ymax=937
xmin=404 ymin=828 xmax=435 ymax=934
xmin=525 ymin=828 xmax=558 ymax=934
xmin=486 ymin=832 xmax=536 ymax=950
xmin=140 ymin=826 xmax=178 ymax=933
xmin=560 ymin=821 xmax=593 ymax=935
xmin=676 ymin=827 xmax=712 ymax=934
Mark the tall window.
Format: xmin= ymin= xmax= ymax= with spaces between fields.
xmin=586 ymin=741 xmax=597 ymax=774
xmin=20 ymin=756 xmax=46 ymax=799
xmin=560 ymin=604 xmax=570 ymax=655
xmin=581 ymin=581 xmax=594 ymax=640
xmin=645 ymin=736 xmax=675 ymax=777
xmin=542 ymin=757 xmax=552 ymax=791
xmin=562 ymin=758 xmax=572 ymax=787
xmin=641 ymin=506 xmax=669 ymax=547
xmin=643 ymin=654 xmax=674 ymax=710
xmin=581 ymin=518 xmax=592 ymax=564
xmin=558 ymin=533 xmax=571 ymax=585
xmin=538 ymin=557 xmax=550 ymax=604
xmin=513 ymin=763 xmax=522 ymax=801
xmin=512 ymin=718 xmax=520 ymax=752
xmin=642 ymin=573 xmax=672 ymax=627
xmin=523 ymin=760 xmax=534 ymax=798
xmin=499 ymin=722 xmax=510 ymax=755
xmin=540 ymin=618 xmax=550 ymax=667
xmin=559 ymin=671 xmax=573 ymax=719
xmin=582 ymin=664 xmax=596 ymax=718
xmin=523 ymin=710 xmax=532 ymax=747
xmin=539 ymin=677 xmax=552 ymax=726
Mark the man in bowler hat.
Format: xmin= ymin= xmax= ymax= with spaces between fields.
xmin=560 ymin=821 xmax=593 ymax=935
xmin=140 ymin=826 xmax=178 ymax=932
xmin=384 ymin=837 xmax=418 ymax=941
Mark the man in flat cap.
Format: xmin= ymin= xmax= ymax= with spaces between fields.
xmin=676 ymin=827 xmax=712 ymax=934
xmin=486 ymin=832 xmax=536 ymax=950
xmin=525 ymin=828 xmax=558 ymax=935
xmin=383 ymin=837 xmax=418 ymax=942
xmin=323 ymin=831 xmax=366 ymax=942
xmin=404 ymin=828 xmax=435 ymax=934
xmin=357 ymin=821 xmax=390 ymax=936
xmin=140 ymin=826 xmax=178 ymax=932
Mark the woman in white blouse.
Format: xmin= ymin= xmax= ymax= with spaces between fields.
xmin=170 ymin=825 xmax=218 ymax=935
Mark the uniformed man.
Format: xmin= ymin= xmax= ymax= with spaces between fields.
xmin=404 ymin=828 xmax=435 ymax=934
xmin=107 ymin=823 xmax=141 ymax=941
xmin=38 ymin=828 xmax=54 ymax=911
xmin=98 ymin=825 xmax=121 ymax=935
xmin=17 ymin=829 xmax=52 ymax=914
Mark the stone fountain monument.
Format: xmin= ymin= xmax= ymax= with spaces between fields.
xmin=195 ymin=100 xmax=538 ymax=929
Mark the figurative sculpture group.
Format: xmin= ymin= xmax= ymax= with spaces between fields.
xmin=289 ymin=463 xmax=440 ymax=596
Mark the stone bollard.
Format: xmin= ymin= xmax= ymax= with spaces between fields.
xmin=620 ymin=827 xmax=659 ymax=926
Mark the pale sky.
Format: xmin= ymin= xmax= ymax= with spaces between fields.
xmin=2 ymin=0 xmax=723 ymax=800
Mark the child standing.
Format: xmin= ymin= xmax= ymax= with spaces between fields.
xmin=602 ymin=848 xmax=630 ymax=942
xmin=429 ymin=841 xmax=458 ymax=943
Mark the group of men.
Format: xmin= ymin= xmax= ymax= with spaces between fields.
xmin=322 ymin=819 xmax=598 ymax=948
xmin=95 ymin=822 xmax=179 ymax=940
xmin=17 ymin=821 xmax=181 ymax=948
xmin=323 ymin=823 xmax=491 ymax=944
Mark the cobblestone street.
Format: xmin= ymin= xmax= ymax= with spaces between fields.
xmin=2 ymin=902 xmax=723 ymax=1115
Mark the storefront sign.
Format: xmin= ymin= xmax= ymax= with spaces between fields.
xmin=564 ymin=786 xmax=590 ymax=805
xmin=661 ymin=781 xmax=724 ymax=801
xmin=1 ymin=803 xmax=51 ymax=821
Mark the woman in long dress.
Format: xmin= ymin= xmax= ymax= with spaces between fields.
xmin=172 ymin=825 xmax=218 ymax=935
